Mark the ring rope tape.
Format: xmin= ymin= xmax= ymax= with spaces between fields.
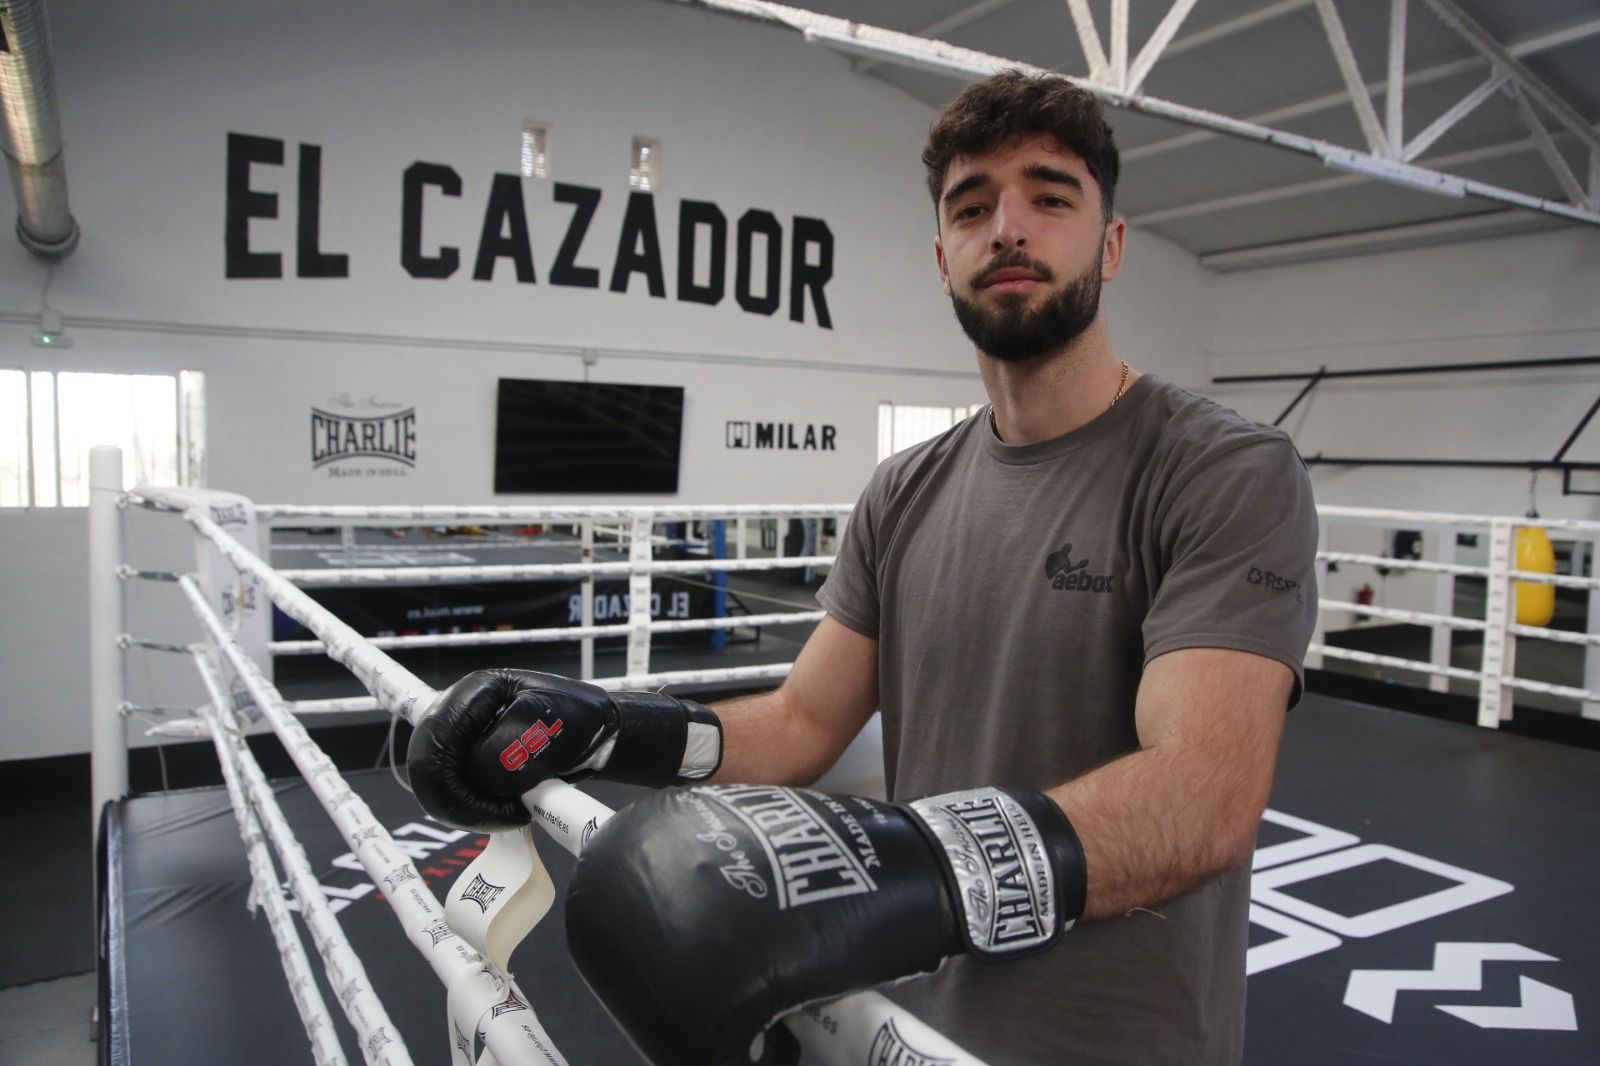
xmin=193 ymin=652 xmax=359 ymax=1066
xmin=177 ymin=575 xmax=566 ymax=1066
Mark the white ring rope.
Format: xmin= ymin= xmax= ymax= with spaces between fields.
xmin=191 ymin=650 xmax=364 ymax=1066
xmin=1507 ymin=622 xmax=1600 ymax=648
xmin=276 ymin=554 xmax=836 ymax=588
xmin=1310 ymin=643 xmax=1487 ymax=685
xmin=1316 ymin=504 xmax=1600 ymax=535
xmin=182 ymin=506 xmax=432 ymax=724
xmin=177 ymin=575 xmax=567 ymax=1066
xmin=1319 ymin=599 xmax=1600 ymax=648
xmin=283 ymin=697 xmax=388 ymax=716
xmin=281 ymin=541 xmax=603 ymax=558
xmin=281 ymin=665 xmax=800 ymax=719
xmin=1502 ymin=675 xmax=1600 ymax=701
xmin=118 ymin=635 xmax=193 ymax=654
xmin=569 ymin=661 xmax=798 ymax=692
xmin=142 ymin=663 xmax=804 ymax=737
xmin=1310 ymin=642 xmax=1597 ymax=702
xmin=253 ymin=503 xmax=854 ymax=523
xmin=1319 ymin=551 xmax=1479 ymax=579
xmin=1317 ymin=550 xmax=1600 ymax=591
xmin=271 ymin=610 xmax=826 ymax=656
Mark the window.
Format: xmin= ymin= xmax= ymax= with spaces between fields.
xmin=0 ymin=370 xmax=28 ymax=507
xmin=520 ymin=121 xmax=551 ymax=179
xmin=877 ymin=402 xmax=986 ymax=463
xmin=0 ymin=369 xmax=205 ymax=508
xmin=629 ymin=136 xmax=659 ymax=192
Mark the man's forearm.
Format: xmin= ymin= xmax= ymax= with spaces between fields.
xmin=708 ymin=688 xmax=840 ymax=786
xmin=1047 ymin=741 xmax=1272 ymax=922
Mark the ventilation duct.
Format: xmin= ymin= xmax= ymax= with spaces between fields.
xmin=0 ymin=0 xmax=79 ymax=259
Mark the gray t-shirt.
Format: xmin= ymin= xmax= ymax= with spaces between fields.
xmin=816 ymin=374 xmax=1318 ymax=1066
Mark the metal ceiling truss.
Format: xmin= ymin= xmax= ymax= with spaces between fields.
xmin=671 ymin=0 xmax=1600 ymax=229
xmin=1123 ymin=16 xmax=1600 ymax=163
xmin=851 ymin=0 xmax=1020 ymax=77
xmin=1128 ymin=118 xmax=1600 ymax=228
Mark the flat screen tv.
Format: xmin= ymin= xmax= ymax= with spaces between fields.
xmin=494 ymin=379 xmax=685 ymax=494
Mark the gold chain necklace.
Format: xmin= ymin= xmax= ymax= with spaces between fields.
xmin=1108 ymin=359 xmax=1130 ymax=408
xmin=989 ymin=360 xmax=1131 ymax=438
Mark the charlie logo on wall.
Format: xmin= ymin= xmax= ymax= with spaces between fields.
xmin=312 ymin=393 xmax=417 ymax=478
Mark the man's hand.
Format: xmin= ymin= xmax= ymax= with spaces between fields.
xmin=407 ymin=669 xmax=722 ymax=831
xmin=564 ymin=783 xmax=1087 ymax=1066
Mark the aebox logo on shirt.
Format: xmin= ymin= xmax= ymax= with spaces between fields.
xmin=1044 ymin=543 xmax=1116 ymax=593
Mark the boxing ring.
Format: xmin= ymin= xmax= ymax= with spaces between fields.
xmin=86 ymin=445 xmax=1600 ymax=1064
xmin=89 ymin=445 xmax=976 ymax=1065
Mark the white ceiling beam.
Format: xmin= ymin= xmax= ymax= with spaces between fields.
xmin=1199 ymin=209 xmax=1567 ymax=272
xmin=1386 ymin=0 xmax=1407 ymax=151
xmin=1132 ymin=173 xmax=1360 ymax=226
xmin=678 ymin=0 xmax=1600 ymax=227
xmin=852 ymin=0 xmax=1017 ymax=77
xmin=1400 ymin=67 xmax=1509 ymax=163
xmin=1110 ymin=0 xmax=1129 ymax=88
xmin=1127 ymin=0 xmax=1202 ymax=96
xmin=1064 ymin=0 xmax=1110 ymax=83
xmin=1128 ymin=123 xmax=1598 ymax=227
xmin=1508 ymin=84 xmax=1590 ymax=208
xmin=1123 ymin=15 xmax=1600 ymax=163
xmin=1312 ymin=0 xmax=1392 ymax=156
xmin=1519 ymin=16 xmax=1600 ymax=56
xmin=1417 ymin=0 xmax=1600 ymax=155
xmin=1162 ymin=0 xmax=1314 ymax=60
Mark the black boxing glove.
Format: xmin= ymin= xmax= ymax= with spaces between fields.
xmin=406 ymin=668 xmax=721 ymax=831
xmin=565 ymin=784 xmax=1087 ymax=1066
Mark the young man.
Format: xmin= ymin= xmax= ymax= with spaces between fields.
xmin=413 ymin=71 xmax=1318 ymax=1066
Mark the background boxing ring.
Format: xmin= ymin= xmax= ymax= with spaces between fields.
xmin=86 ymin=446 xmax=1600 ymax=1064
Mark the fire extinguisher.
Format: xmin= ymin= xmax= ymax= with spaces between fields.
xmin=1355 ymin=583 xmax=1375 ymax=621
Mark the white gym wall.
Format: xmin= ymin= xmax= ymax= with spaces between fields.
xmin=0 ymin=0 xmax=1208 ymax=758
xmin=1210 ymin=226 xmax=1600 ymax=609
xmin=1 ymin=0 xmax=1594 ymax=759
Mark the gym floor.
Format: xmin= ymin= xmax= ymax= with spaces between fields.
xmin=7 ymin=687 xmax=1595 ymax=1065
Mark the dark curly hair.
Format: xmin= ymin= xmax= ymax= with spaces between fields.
xmin=923 ymin=69 xmax=1120 ymax=224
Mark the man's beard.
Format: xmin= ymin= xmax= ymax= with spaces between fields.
xmin=950 ymin=248 xmax=1102 ymax=364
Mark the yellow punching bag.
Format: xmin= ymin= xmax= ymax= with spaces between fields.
xmin=1514 ymin=522 xmax=1555 ymax=627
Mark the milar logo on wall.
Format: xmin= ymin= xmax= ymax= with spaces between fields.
xmin=726 ymin=420 xmax=837 ymax=451
xmin=311 ymin=394 xmax=417 ymax=478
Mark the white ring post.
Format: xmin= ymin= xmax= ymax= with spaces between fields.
xmin=1429 ymin=526 xmax=1457 ymax=693
xmin=1307 ymin=516 xmax=1328 ymax=671
xmin=1477 ymin=521 xmax=1513 ymax=728
xmin=580 ymin=521 xmax=595 ymax=681
xmin=1585 ymin=533 xmax=1600 ymax=720
xmin=89 ymin=446 xmax=128 ymax=841
xmin=626 ymin=511 xmax=654 ymax=678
